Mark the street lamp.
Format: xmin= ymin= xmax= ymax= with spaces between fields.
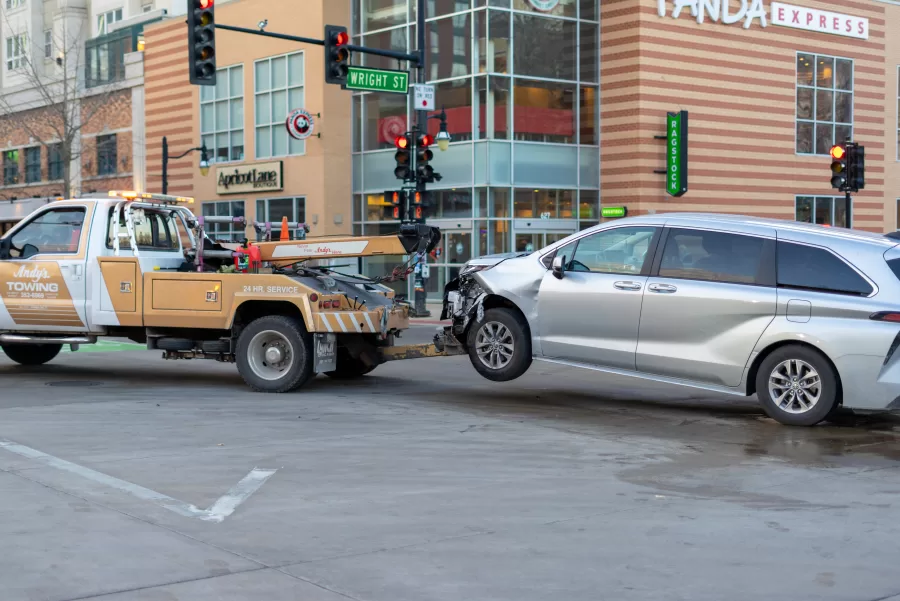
xmin=429 ymin=108 xmax=451 ymax=151
xmin=161 ymin=135 xmax=210 ymax=195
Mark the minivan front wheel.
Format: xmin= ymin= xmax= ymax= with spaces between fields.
xmin=466 ymin=307 xmax=532 ymax=382
xmin=755 ymin=345 xmax=839 ymax=426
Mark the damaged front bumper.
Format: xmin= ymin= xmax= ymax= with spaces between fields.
xmin=441 ymin=274 xmax=488 ymax=348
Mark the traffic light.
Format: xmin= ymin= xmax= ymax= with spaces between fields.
xmin=385 ymin=190 xmax=404 ymax=220
xmin=394 ymin=135 xmax=412 ymax=181
xmin=324 ymin=25 xmax=350 ymax=85
xmin=830 ymin=144 xmax=847 ymax=190
xmin=187 ymin=0 xmax=216 ymax=85
xmin=412 ymin=190 xmax=425 ymax=222
xmin=415 ymin=134 xmax=434 ymax=183
xmin=847 ymin=143 xmax=865 ymax=191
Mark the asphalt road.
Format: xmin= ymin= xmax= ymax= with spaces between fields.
xmin=2 ymin=324 xmax=900 ymax=601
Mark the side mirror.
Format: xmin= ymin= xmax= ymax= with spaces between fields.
xmin=0 ymin=237 xmax=10 ymax=260
xmin=552 ymin=255 xmax=566 ymax=280
xmin=20 ymin=243 xmax=39 ymax=259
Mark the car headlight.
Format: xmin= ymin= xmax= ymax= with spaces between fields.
xmin=460 ymin=264 xmax=492 ymax=277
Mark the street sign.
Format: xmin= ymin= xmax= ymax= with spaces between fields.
xmin=286 ymin=108 xmax=315 ymax=140
xmin=346 ymin=66 xmax=409 ymax=94
xmin=601 ymin=206 xmax=628 ymax=218
xmin=413 ymin=84 xmax=435 ymax=110
xmin=666 ymin=110 xmax=688 ymax=197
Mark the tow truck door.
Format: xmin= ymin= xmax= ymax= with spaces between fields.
xmin=0 ymin=204 xmax=93 ymax=332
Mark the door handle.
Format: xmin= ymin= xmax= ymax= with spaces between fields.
xmin=648 ymin=283 xmax=677 ymax=293
xmin=613 ymin=281 xmax=642 ymax=291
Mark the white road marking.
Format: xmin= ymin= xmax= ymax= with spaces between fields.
xmin=0 ymin=439 xmax=275 ymax=523
xmin=362 ymin=313 xmax=376 ymax=333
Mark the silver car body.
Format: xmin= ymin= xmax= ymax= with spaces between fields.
xmin=444 ymin=213 xmax=900 ymax=411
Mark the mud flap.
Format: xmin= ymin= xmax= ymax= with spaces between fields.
xmin=313 ymin=333 xmax=337 ymax=373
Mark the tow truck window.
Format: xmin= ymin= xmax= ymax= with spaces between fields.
xmin=9 ymin=207 xmax=85 ymax=257
xmin=106 ymin=208 xmax=180 ymax=251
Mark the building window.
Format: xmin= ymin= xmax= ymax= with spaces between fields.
xmin=796 ymin=53 xmax=853 ymax=155
xmin=3 ymin=150 xmax=19 ymax=185
xmin=43 ymin=30 xmax=52 ymax=59
xmin=24 ymin=147 xmax=41 ymax=183
xmin=200 ymin=65 xmax=244 ymax=163
xmin=6 ymin=34 xmax=26 ymax=70
xmin=97 ymin=134 xmax=117 ymax=176
xmin=48 ymin=143 xmax=63 ymax=180
xmin=254 ymin=52 xmax=305 ymax=158
xmin=255 ymin=197 xmax=306 ymax=238
xmin=4 ymin=0 xmax=24 ymax=9
xmin=795 ymin=196 xmax=850 ymax=228
xmin=97 ymin=8 xmax=124 ymax=35
xmin=201 ymin=200 xmax=246 ymax=242
xmin=85 ymin=26 xmax=135 ymax=87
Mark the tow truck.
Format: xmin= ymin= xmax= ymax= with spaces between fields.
xmin=0 ymin=191 xmax=462 ymax=392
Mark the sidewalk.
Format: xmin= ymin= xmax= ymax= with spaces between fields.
xmin=410 ymin=302 xmax=449 ymax=325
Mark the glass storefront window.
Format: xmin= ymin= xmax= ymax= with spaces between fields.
xmin=580 ymin=22 xmax=597 ymax=82
xmin=513 ymin=79 xmax=576 ymax=144
xmin=352 ymin=95 xmax=362 ymax=152
xmin=579 ymin=86 xmax=598 ymax=145
xmin=418 ymin=0 xmax=470 ymax=19
xmin=476 ymin=187 xmax=510 ymax=218
xmin=429 ymin=189 xmax=473 ymax=218
xmin=580 ymin=0 xmax=597 ymax=20
xmin=429 ymin=13 xmax=472 ymax=80
xmin=364 ymin=92 xmax=408 ymax=151
xmin=512 ymin=0 xmax=576 ymax=18
xmin=476 ymin=218 xmax=510 ymax=255
xmin=578 ymin=190 xmax=598 ymax=221
xmin=513 ymin=189 xmax=574 ymax=219
xmin=513 ymin=14 xmax=577 ymax=81
xmin=362 ymin=27 xmax=408 ymax=70
xmin=366 ymin=192 xmax=394 ymax=221
xmin=362 ymin=0 xmax=406 ymax=32
xmin=430 ymin=79 xmax=473 ymax=141
xmin=475 ymin=76 xmax=510 ymax=140
xmin=475 ymin=10 xmax=510 ymax=75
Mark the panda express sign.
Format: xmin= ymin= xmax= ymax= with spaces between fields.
xmin=216 ymin=161 xmax=284 ymax=195
xmin=657 ymin=0 xmax=869 ymax=39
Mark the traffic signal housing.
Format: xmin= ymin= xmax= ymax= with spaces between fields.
xmin=847 ymin=143 xmax=865 ymax=191
xmin=830 ymin=144 xmax=847 ymax=190
xmin=412 ymin=190 xmax=425 ymax=223
xmin=324 ymin=25 xmax=350 ymax=85
xmin=415 ymin=134 xmax=434 ymax=183
xmin=187 ymin=0 xmax=216 ymax=85
xmin=385 ymin=190 xmax=404 ymax=220
xmin=394 ymin=135 xmax=412 ymax=181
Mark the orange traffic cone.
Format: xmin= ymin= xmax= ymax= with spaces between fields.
xmin=279 ymin=216 xmax=289 ymax=241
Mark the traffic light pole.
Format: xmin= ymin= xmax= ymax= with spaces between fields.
xmin=845 ymin=192 xmax=852 ymax=229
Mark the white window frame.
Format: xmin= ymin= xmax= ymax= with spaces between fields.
xmin=43 ymin=30 xmax=52 ymax=59
xmin=6 ymin=34 xmax=26 ymax=71
xmin=200 ymin=64 xmax=244 ymax=164
xmin=795 ymin=195 xmax=852 ymax=228
xmin=97 ymin=8 xmax=124 ymax=35
xmin=795 ymin=51 xmax=854 ymax=156
xmin=254 ymin=51 xmax=305 ymax=159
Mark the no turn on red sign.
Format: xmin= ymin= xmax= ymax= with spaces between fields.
xmin=413 ymin=84 xmax=435 ymax=111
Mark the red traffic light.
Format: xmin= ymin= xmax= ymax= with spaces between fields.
xmin=199 ymin=0 xmax=213 ymax=7
xmin=395 ymin=136 xmax=409 ymax=149
xmin=418 ymin=134 xmax=433 ymax=147
xmin=830 ymin=145 xmax=845 ymax=160
xmin=334 ymin=31 xmax=349 ymax=46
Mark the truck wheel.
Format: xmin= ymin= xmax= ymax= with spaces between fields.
xmin=236 ymin=315 xmax=313 ymax=393
xmin=1 ymin=343 xmax=63 ymax=366
xmin=325 ymin=350 xmax=377 ymax=380
xmin=466 ymin=307 xmax=532 ymax=382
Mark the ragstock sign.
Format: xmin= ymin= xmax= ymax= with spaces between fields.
xmin=666 ymin=111 xmax=688 ymax=198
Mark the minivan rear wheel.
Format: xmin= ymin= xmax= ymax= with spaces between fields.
xmin=755 ymin=345 xmax=839 ymax=427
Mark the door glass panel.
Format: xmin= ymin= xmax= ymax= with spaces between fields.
xmin=445 ymin=231 xmax=471 ymax=265
xmin=658 ymin=228 xmax=766 ymax=285
xmin=11 ymin=207 xmax=85 ymax=256
xmin=567 ymin=227 xmax=655 ymax=274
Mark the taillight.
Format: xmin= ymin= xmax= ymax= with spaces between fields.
xmin=870 ymin=312 xmax=900 ymax=322
xmin=330 ymin=299 xmax=341 ymax=309
xmin=309 ymin=293 xmax=319 ymax=303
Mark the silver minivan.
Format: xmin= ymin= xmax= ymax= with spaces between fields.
xmin=441 ymin=213 xmax=900 ymax=426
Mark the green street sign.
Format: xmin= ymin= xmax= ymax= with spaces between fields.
xmin=666 ymin=110 xmax=688 ymax=197
xmin=601 ymin=206 xmax=627 ymax=218
xmin=346 ymin=66 xmax=409 ymax=94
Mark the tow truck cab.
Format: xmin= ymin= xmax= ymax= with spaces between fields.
xmin=0 ymin=191 xmax=442 ymax=392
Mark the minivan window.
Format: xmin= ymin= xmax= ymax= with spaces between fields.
xmin=658 ymin=228 xmax=766 ymax=285
xmin=777 ymin=242 xmax=873 ymax=297
xmin=565 ymin=227 xmax=657 ymax=274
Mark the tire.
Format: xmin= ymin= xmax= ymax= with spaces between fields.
xmin=1 ymin=343 xmax=62 ymax=366
xmin=755 ymin=344 xmax=839 ymax=427
xmin=325 ymin=349 xmax=377 ymax=380
xmin=466 ymin=307 xmax=532 ymax=382
xmin=235 ymin=315 xmax=313 ymax=393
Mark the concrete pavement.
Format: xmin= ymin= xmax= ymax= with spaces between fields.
xmin=1 ymin=325 xmax=900 ymax=601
